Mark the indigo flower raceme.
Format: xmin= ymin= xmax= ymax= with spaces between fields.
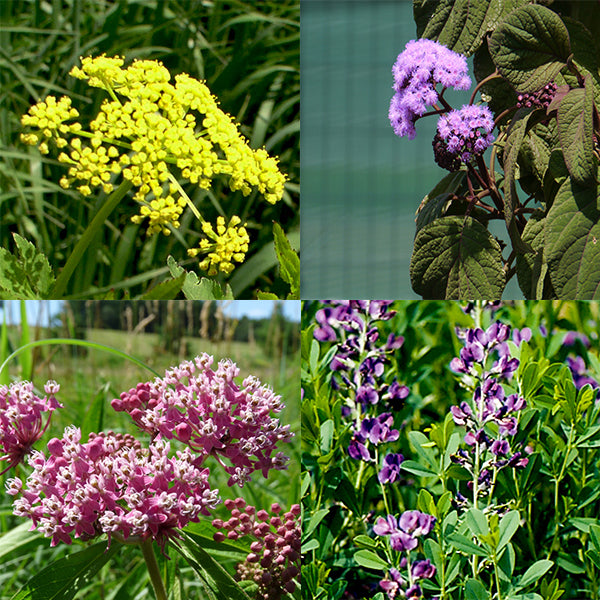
xmin=389 ymin=39 xmax=470 ymax=140
xmin=449 ymin=323 xmax=529 ymax=501
xmin=434 ymin=104 xmax=495 ymax=170
xmin=212 ymin=499 xmax=300 ymax=600
xmin=6 ymin=427 xmax=219 ymax=550
xmin=374 ymin=510 xmax=437 ymax=600
xmin=112 ymin=354 xmax=293 ymax=486
xmin=0 ymin=381 xmax=61 ymax=475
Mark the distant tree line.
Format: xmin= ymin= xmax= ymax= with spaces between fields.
xmin=60 ymin=301 xmax=299 ymax=357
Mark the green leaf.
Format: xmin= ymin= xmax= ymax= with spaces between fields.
xmin=10 ymin=541 xmax=119 ymax=600
xmin=516 ymin=559 xmax=553 ymax=590
xmin=320 ymin=419 xmax=334 ymax=454
xmin=401 ymin=460 xmax=438 ymax=478
xmin=256 ymin=291 xmax=279 ymax=299
xmin=415 ymin=170 xmax=467 ymax=233
xmin=273 ymin=222 xmax=300 ymax=298
xmin=354 ymin=535 xmax=377 ymax=549
xmin=414 ymin=0 xmax=527 ymax=57
xmin=0 ymin=234 xmax=55 ymax=299
xmin=545 ymin=177 xmax=600 ymax=298
xmin=0 ymin=522 xmax=41 ymax=562
xmin=498 ymin=511 xmax=521 ymax=552
xmin=175 ymin=534 xmax=252 ymax=600
xmin=557 ymin=77 xmax=597 ymax=185
xmin=516 ymin=212 xmax=555 ymax=299
xmin=410 ymin=216 xmax=505 ymax=299
xmin=466 ymin=508 xmax=489 ymax=538
xmin=447 ymin=533 xmax=489 ymax=557
xmin=166 ymin=256 xmax=234 ymax=299
xmin=354 ymin=549 xmax=389 ymax=572
xmin=465 ymin=579 xmax=490 ymax=600
xmin=489 ymin=4 xmax=571 ymax=93
xmin=140 ymin=272 xmax=186 ymax=299
xmin=80 ymin=383 xmax=108 ymax=439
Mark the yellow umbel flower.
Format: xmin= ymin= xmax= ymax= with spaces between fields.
xmin=20 ymin=55 xmax=287 ymax=250
xmin=188 ymin=216 xmax=250 ymax=276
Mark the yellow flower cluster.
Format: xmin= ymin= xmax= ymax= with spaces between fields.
xmin=188 ymin=216 xmax=250 ymax=276
xmin=20 ymin=55 xmax=288 ymax=271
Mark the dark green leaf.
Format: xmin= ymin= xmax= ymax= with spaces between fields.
xmin=545 ymin=177 xmax=600 ymax=298
xmin=557 ymin=77 xmax=597 ymax=185
xmin=447 ymin=533 xmax=489 ymax=557
xmin=273 ymin=222 xmax=300 ymax=298
xmin=465 ymin=579 xmax=490 ymax=600
xmin=415 ymin=170 xmax=467 ymax=233
xmin=10 ymin=541 xmax=119 ymax=600
xmin=415 ymin=0 xmax=527 ymax=56
xmin=140 ymin=273 xmax=186 ymax=299
xmin=489 ymin=5 xmax=571 ymax=93
xmin=410 ymin=216 xmax=505 ymax=299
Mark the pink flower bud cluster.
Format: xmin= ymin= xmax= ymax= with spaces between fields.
xmin=6 ymin=427 xmax=219 ymax=550
xmin=0 ymin=380 xmax=61 ymax=475
xmin=212 ymin=498 xmax=300 ymax=600
xmin=111 ymin=354 xmax=293 ymax=487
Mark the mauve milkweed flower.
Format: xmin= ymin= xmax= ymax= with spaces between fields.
xmin=212 ymin=499 xmax=300 ymax=600
xmin=7 ymin=427 xmax=219 ymax=550
xmin=111 ymin=354 xmax=293 ymax=487
xmin=0 ymin=381 xmax=61 ymax=475
xmin=389 ymin=39 xmax=471 ymax=140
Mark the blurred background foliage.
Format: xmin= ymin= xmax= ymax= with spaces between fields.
xmin=0 ymin=0 xmax=299 ymax=299
xmin=0 ymin=299 xmax=300 ymax=598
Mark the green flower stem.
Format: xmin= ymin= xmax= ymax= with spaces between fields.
xmin=167 ymin=171 xmax=203 ymax=222
xmin=140 ymin=539 xmax=168 ymax=600
xmin=50 ymin=179 xmax=133 ymax=297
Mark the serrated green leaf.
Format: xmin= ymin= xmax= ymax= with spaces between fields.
xmin=415 ymin=0 xmax=527 ymax=57
xmin=10 ymin=541 xmax=119 ymax=600
xmin=167 ymin=256 xmax=234 ymax=299
xmin=516 ymin=211 xmax=555 ymax=299
xmin=410 ymin=216 xmax=505 ymax=299
xmin=354 ymin=549 xmax=388 ymax=572
xmin=557 ymin=77 xmax=597 ymax=185
xmin=545 ymin=177 xmax=600 ymax=298
xmin=489 ymin=4 xmax=571 ymax=93
xmin=415 ymin=170 xmax=467 ymax=233
xmin=272 ymin=222 xmax=300 ymax=298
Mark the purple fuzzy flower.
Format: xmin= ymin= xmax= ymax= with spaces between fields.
xmin=389 ymin=39 xmax=470 ymax=140
xmin=435 ymin=104 xmax=494 ymax=169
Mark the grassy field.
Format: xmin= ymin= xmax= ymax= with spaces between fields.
xmin=0 ymin=324 xmax=300 ymax=599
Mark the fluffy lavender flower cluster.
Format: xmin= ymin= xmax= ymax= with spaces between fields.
xmin=112 ymin=354 xmax=293 ymax=486
xmin=450 ymin=323 xmax=530 ymax=498
xmin=313 ymin=302 xmax=407 ymax=468
xmin=212 ymin=498 xmax=300 ymax=600
xmin=0 ymin=380 xmax=61 ymax=475
xmin=6 ymin=427 xmax=219 ymax=550
xmin=374 ymin=510 xmax=437 ymax=600
xmin=434 ymin=105 xmax=495 ymax=171
xmin=389 ymin=39 xmax=471 ymax=140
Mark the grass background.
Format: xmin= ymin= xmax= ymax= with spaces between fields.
xmin=0 ymin=0 xmax=299 ymax=299
xmin=0 ymin=301 xmax=300 ymax=599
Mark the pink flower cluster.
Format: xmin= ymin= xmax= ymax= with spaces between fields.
xmin=0 ymin=380 xmax=61 ymax=475
xmin=212 ymin=498 xmax=300 ymax=600
xmin=111 ymin=354 xmax=293 ymax=486
xmin=6 ymin=427 xmax=219 ymax=550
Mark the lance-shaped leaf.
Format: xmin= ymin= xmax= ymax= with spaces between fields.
xmin=557 ymin=76 xmax=597 ymax=185
xmin=410 ymin=215 xmax=506 ymax=299
xmin=489 ymin=5 xmax=571 ymax=93
xmin=414 ymin=0 xmax=528 ymax=57
xmin=546 ymin=177 xmax=600 ymax=298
